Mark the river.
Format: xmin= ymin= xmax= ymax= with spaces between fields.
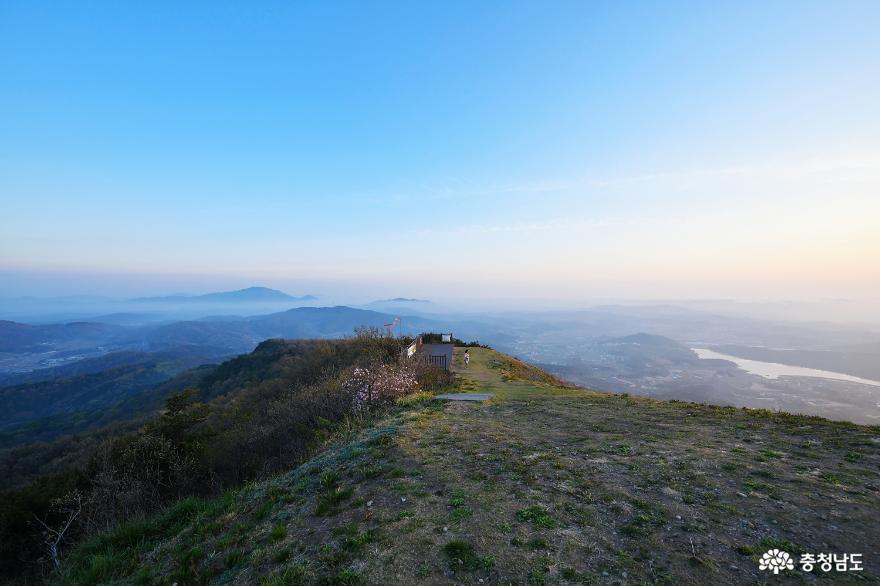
xmin=692 ymin=347 xmax=880 ymax=388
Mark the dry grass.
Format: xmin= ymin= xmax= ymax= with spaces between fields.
xmin=59 ymin=348 xmax=880 ymax=585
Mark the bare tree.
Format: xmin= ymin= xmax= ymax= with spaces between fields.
xmin=33 ymin=491 xmax=82 ymax=571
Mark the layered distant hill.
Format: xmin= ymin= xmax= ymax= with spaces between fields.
xmin=368 ymin=297 xmax=430 ymax=304
xmin=0 ymin=305 xmax=448 ymax=448
xmin=0 ymin=306 xmax=447 ymax=377
xmin=141 ymin=306 xmax=436 ymax=353
xmin=134 ymin=286 xmax=316 ymax=305
xmin=0 ymin=351 xmax=217 ymax=448
xmin=0 ymin=320 xmax=127 ymax=353
xmin=0 ymin=286 xmax=320 ymax=324
xmin=364 ymin=297 xmax=437 ymax=315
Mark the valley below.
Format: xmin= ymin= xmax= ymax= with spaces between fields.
xmin=2 ymin=299 xmax=879 ymax=584
xmin=517 ymin=339 xmax=880 ymax=426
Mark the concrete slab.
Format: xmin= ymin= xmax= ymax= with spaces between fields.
xmin=434 ymin=393 xmax=495 ymax=401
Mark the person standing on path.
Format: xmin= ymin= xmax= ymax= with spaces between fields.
xmin=464 ymin=349 xmax=470 ymax=368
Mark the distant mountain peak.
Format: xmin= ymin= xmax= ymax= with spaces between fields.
xmin=202 ymin=287 xmax=296 ymax=301
xmin=371 ymin=297 xmax=430 ymax=304
xmin=135 ymin=287 xmax=317 ymax=304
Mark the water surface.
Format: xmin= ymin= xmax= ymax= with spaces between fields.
xmin=692 ymin=347 xmax=880 ymax=388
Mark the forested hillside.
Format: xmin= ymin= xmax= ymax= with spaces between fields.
xmin=0 ymin=352 xmax=218 ymax=449
xmin=0 ymin=332 xmax=432 ymax=583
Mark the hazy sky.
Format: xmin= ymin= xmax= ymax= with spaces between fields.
xmin=2 ymin=1 xmax=879 ymax=301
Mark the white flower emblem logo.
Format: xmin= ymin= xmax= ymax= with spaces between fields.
xmin=759 ymin=549 xmax=794 ymax=574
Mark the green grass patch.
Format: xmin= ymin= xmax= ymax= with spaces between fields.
xmin=737 ymin=538 xmax=805 ymax=557
xmin=357 ymin=463 xmax=385 ymax=479
xmin=261 ymin=563 xmax=310 ymax=586
xmin=272 ymin=546 xmax=292 ymax=564
xmin=225 ymin=549 xmax=245 ymax=568
xmin=620 ymin=510 xmax=665 ymax=538
xmin=516 ymin=505 xmax=556 ymax=529
xmin=754 ymin=448 xmax=782 ymax=462
xmin=819 ymin=471 xmax=843 ymax=485
xmin=449 ymin=506 xmax=472 ymax=523
xmin=448 ymin=490 xmax=472 ymax=523
xmin=315 ymin=486 xmax=355 ymax=516
xmin=320 ymin=568 xmax=362 ymax=585
xmin=320 ymin=470 xmax=340 ymax=488
xmin=58 ymin=496 xmax=218 ymax=585
xmin=442 ymin=540 xmax=493 ymax=571
xmin=255 ymin=500 xmax=274 ymax=521
xmin=527 ymin=537 xmax=548 ymax=550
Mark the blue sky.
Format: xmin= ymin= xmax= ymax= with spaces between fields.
xmin=1 ymin=1 xmax=878 ymax=301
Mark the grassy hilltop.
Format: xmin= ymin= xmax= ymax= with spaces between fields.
xmin=58 ymin=348 xmax=879 ymax=585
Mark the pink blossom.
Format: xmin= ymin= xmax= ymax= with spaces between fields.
xmin=343 ymin=364 xmax=418 ymax=413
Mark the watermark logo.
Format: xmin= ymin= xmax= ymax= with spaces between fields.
xmin=759 ymin=549 xmax=794 ymax=574
xmin=757 ymin=550 xmax=863 ymax=574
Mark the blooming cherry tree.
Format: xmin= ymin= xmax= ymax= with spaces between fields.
xmin=344 ymin=364 xmax=418 ymax=413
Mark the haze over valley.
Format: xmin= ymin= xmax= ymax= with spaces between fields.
xmin=3 ymin=288 xmax=880 ymax=450
xmin=2 ymin=2 xmax=879 ymax=582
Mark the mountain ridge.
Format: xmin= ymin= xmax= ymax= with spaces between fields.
xmin=50 ymin=346 xmax=880 ymax=584
xmin=133 ymin=286 xmax=316 ymax=304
